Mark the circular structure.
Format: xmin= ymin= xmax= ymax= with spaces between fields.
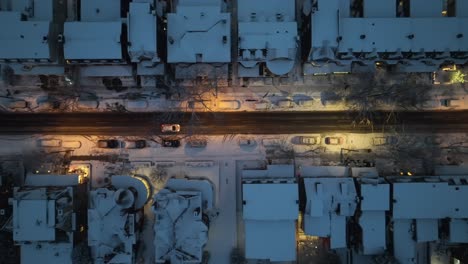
xmin=266 ymin=59 xmax=295 ymax=76
xmin=114 ymin=188 xmax=135 ymax=209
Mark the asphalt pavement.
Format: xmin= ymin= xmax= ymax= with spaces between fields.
xmin=0 ymin=111 xmax=467 ymax=135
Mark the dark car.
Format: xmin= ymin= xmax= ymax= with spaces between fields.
xmin=162 ymin=139 xmax=180 ymax=148
xmin=97 ymin=139 xmax=121 ymax=148
xmin=125 ymin=140 xmax=146 ymax=149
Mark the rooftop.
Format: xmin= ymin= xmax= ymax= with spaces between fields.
xmin=64 ymin=21 xmax=122 ymax=60
xmin=392 ymin=180 xmax=468 ymax=219
xmin=80 ymin=0 xmax=121 ymax=22
xmin=303 ymin=177 xmax=357 ymax=249
xmin=167 ymin=0 xmax=230 ymax=63
xmin=242 ymin=181 xmax=298 ymax=262
xmin=0 ymin=12 xmax=51 ymax=60
xmin=153 ymin=189 xmax=208 ymax=263
xmin=128 ymin=2 xmax=159 ymax=63
xmin=243 ymin=183 xmax=298 ymax=220
xmin=88 ymin=188 xmax=137 ymax=263
xmin=238 ymin=0 xmax=298 ymax=75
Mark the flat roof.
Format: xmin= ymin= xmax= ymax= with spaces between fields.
xmin=243 ymin=183 xmax=298 ymax=221
xmin=393 ymin=219 xmax=417 ymax=264
xmin=128 ymin=2 xmax=158 ymax=62
xmin=11 ymin=0 xmax=54 ymax=21
xmin=13 ymin=199 xmax=55 ymax=241
xmin=80 ymin=0 xmax=121 ymax=22
xmin=359 ymin=211 xmax=386 ymax=255
xmin=301 ymin=166 xmax=349 ymax=177
xmin=0 ymin=12 xmax=51 ymax=59
xmin=338 ymin=18 xmax=468 ymax=53
xmin=64 ymin=21 xmax=122 ymax=60
xmin=21 ymin=243 xmax=73 ymax=264
xmin=238 ymin=0 xmax=295 ymax=22
xmin=25 ymin=174 xmax=79 ymax=187
xmin=244 ymin=220 xmax=296 ymax=262
xmin=360 ymin=183 xmax=389 ymax=211
xmin=393 ymin=181 xmax=468 ymax=219
xmin=242 ymin=164 xmax=295 ymax=179
xmin=167 ymin=5 xmax=230 ymax=63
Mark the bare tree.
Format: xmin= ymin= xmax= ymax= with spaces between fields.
xmin=334 ymin=72 xmax=432 ymax=129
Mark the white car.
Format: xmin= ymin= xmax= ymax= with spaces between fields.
xmin=297 ymin=136 xmax=319 ymax=145
xmin=161 ymin=124 xmax=181 ymax=133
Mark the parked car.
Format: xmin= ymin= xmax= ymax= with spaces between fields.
xmin=125 ymin=140 xmax=146 ymax=149
xmin=324 ymin=137 xmax=344 ymax=145
xmin=188 ymin=139 xmax=207 ymax=148
xmin=38 ymin=139 xmax=62 ymax=147
xmin=297 ymin=136 xmax=319 ymax=145
xmin=218 ymin=100 xmax=241 ymax=110
xmin=161 ymin=124 xmax=181 ymax=133
xmin=97 ymin=140 xmax=121 ymax=148
xmin=162 ymin=139 xmax=180 ymax=148
xmin=372 ymin=136 xmax=398 ymax=146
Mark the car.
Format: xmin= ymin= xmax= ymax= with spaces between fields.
xmin=297 ymin=136 xmax=319 ymax=145
xmin=161 ymin=124 xmax=181 ymax=133
xmin=125 ymin=140 xmax=146 ymax=149
xmin=162 ymin=139 xmax=180 ymax=148
xmin=38 ymin=139 xmax=62 ymax=147
xmin=372 ymin=136 xmax=398 ymax=146
xmin=97 ymin=139 xmax=121 ymax=148
xmin=324 ymin=137 xmax=344 ymax=145
xmin=188 ymin=139 xmax=207 ymax=148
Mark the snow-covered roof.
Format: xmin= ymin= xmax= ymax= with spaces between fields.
xmin=243 ymin=183 xmax=298 ymax=220
xmin=12 ymin=186 xmax=75 ymax=263
xmin=13 ymin=199 xmax=56 ymax=241
xmin=311 ymin=0 xmax=468 ymax=57
xmin=20 ymin=242 xmax=73 ymax=264
xmin=0 ymin=12 xmax=51 ymax=60
xmin=128 ymin=2 xmax=159 ymax=63
xmin=449 ymin=219 xmax=468 ymax=243
xmin=64 ymin=21 xmax=122 ymax=60
xmin=338 ymin=18 xmax=468 ymax=53
xmin=10 ymin=0 xmax=53 ymax=21
xmin=359 ymin=212 xmax=386 ymax=255
xmin=350 ymin=167 xmax=378 ymax=178
xmin=80 ymin=0 xmax=121 ymax=22
xmin=88 ymin=188 xmax=137 ymax=264
xmin=358 ymin=181 xmax=389 ymax=255
xmin=392 ymin=181 xmax=468 ymax=219
xmin=244 ymin=220 xmax=296 ymax=262
xmin=393 ymin=219 xmax=416 ymax=264
xmin=153 ymin=190 xmax=208 ymax=263
xmin=238 ymin=0 xmax=297 ymax=75
xmin=242 ymin=164 xmax=295 ymax=179
xmin=112 ymin=175 xmax=151 ymax=209
xmin=303 ymin=177 xmax=357 ymax=249
xmin=360 ymin=183 xmax=389 ymax=211
xmin=25 ymin=174 xmax=80 ymax=187
xmin=300 ymin=165 xmax=349 ymax=177
xmin=165 ymin=178 xmax=214 ymax=210
xmin=167 ymin=0 xmax=230 ymax=63
xmin=242 ymin=182 xmax=298 ymax=262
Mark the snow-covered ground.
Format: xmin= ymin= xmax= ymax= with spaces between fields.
xmin=1 ymin=72 xmax=467 ymax=113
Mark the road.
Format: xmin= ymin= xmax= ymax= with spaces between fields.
xmin=0 ymin=111 xmax=467 ymax=135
